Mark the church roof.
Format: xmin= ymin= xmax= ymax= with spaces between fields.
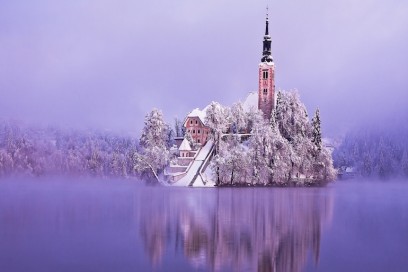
xmin=179 ymin=138 xmax=192 ymax=151
xmin=243 ymin=92 xmax=258 ymax=113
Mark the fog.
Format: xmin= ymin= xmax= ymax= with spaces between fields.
xmin=1 ymin=0 xmax=407 ymax=137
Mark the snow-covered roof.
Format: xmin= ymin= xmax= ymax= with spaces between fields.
xmin=179 ymin=138 xmax=192 ymax=151
xmin=188 ymin=108 xmax=206 ymax=122
xmin=185 ymin=104 xmax=210 ymax=125
xmin=243 ymin=92 xmax=258 ymax=113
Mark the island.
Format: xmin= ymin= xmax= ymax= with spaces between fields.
xmin=136 ymin=13 xmax=336 ymax=187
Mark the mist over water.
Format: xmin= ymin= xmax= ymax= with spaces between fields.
xmin=0 ymin=178 xmax=407 ymax=272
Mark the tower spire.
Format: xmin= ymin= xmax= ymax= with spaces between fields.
xmin=265 ymin=5 xmax=269 ymax=35
xmin=261 ymin=6 xmax=273 ymax=63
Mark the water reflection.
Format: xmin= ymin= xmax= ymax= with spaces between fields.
xmin=138 ymin=187 xmax=334 ymax=271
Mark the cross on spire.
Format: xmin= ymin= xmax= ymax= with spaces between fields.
xmin=261 ymin=5 xmax=273 ymax=63
xmin=266 ymin=5 xmax=269 ymax=21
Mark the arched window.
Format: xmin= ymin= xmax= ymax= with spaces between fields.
xmin=263 ymin=70 xmax=268 ymax=79
xmin=263 ymin=89 xmax=267 ymax=95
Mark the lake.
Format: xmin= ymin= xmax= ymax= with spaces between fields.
xmin=0 ymin=178 xmax=407 ymax=272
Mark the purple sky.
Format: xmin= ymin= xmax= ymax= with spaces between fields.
xmin=1 ymin=0 xmax=407 ymax=137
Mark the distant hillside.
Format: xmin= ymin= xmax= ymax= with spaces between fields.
xmin=0 ymin=121 xmax=140 ymax=178
xmin=333 ymin=121 xmax=408 ymax=179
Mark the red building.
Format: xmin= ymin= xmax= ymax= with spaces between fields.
xmin=183 ymin=108 xmax=210 ymax=146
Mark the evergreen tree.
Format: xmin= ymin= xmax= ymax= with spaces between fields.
xmin=140 ymin=108 xmax=169 ymax=149
xmin=174 ymin=118 xmax=183 ymax=137
xmin=137 ymin=108 xmax=170 ymax=182
xmin=312 ymin=108 xmax=322 ymax=152
xmin=270 ymin=109 xmax=277 ymax=131
xmin=401 ymin=149 xmax=408 ymax=177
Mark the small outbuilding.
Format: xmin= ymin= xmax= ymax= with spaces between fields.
xmin=179 ymin=138 xmax=192 ymax=158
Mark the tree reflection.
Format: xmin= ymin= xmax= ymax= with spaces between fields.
xmin=139 ymin=188 xmax=333 ymax=271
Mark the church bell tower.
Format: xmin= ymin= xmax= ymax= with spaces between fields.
xmin=258 ymin=8 xmax=275 ymax=120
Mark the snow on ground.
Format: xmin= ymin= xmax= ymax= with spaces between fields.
xmin=193 ymin=161 xmax=216 ymax=187
xmin=173 ymin=140 xmax=214 ymax=187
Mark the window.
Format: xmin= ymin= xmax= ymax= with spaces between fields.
xmin=263 ymin=70 xmax=268 ymax=79
xmin=190 ymin=120 xmax=193 ymax=125
xmin=197 ymin=139 xmax=201 ymax=143
xmin=193 ymin=130 xmax=195 ymax=134
xmin=187 ymin=129 xmax=190 ymax=133
xmin=195 ymin=120 xmax=198 ymax=125
xmin=263 ymin=89 xmax=267 ymax=95
xmin=198 ymin=129 xmax=200 ymax=134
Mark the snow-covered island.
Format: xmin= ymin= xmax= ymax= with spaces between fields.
xmin=136 ymin=89 xmax=336 ymax=187
xmin=135 ymin=14 xmax=336 ymax=187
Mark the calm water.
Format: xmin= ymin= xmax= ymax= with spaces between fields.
xmin=0 ymin=179 xmax=407 ymax=272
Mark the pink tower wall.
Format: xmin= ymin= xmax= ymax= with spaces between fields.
xmin=258 ymin=63 xmax=275 ymax=119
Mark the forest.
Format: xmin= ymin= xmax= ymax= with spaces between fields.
xmin=0 ymin=90 xmax=337 ymax=185
xmin=0 ymin=121 xmax=140 ymax=178
xmin=333 ymin=122 xmax=408 ymax=179
xmin=206 ymin=90 xmax=336 ymax=186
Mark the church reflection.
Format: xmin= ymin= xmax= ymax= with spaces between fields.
xmin=138 ymin=187 xmax=334 ymax=271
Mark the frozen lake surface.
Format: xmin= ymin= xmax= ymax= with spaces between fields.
xmin=0 ymin=178 xmax=407 ymax=272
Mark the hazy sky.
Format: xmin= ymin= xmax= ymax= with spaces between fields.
xmin=1 ymin=0 xmax=407 ymax=137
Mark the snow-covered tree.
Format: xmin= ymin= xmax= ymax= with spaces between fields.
xmin=205 ymin=102 xmax=229 ymax=155
xmin=211 ymin=135 xmax=250 ymax=185
xmin=230 ymin=102 xmax=247 ymax=133
xmin=312 ymin=108 xmax=322 ymax=152
xmin=184 ymin=131 xmax=194 ymax=149
xmin=275 ymin=90 xmax=310 ymax=142
xmin=401 ymin=149 xmax=408 ymax=177
xmin=0 ymin=149 xmax=13 ymax=176
xmin=140 ymin=108 xmax=169 ymax=149
xmin=246 ymin=107 xmax=264 ymax=133
xmin=136 ymin=109 xmax=170 ymax=182
xmin=248 ymin=114 xmax=270 ymax=185
xmin=174 ymin=118 xmax=183 ymax=137
xmin=376 ymin=137 xmax=394 ymax=178
xmin=313 ymin=147 xmax=337 ymax=181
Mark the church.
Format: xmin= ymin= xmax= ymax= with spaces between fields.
xmin=166 ymin=13 xmax=277 ymax=181
xmin=183 ymin=12 xmax=276 ymax=146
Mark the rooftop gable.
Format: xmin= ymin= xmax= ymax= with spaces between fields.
xmin=179 ymin=138 xmax=192 ymax=151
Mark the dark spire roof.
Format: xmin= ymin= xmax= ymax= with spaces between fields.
xmin=261 ymin=6 xmax=273 ymax=63
xmin=265 ymin=6 xmax=269 ymax=35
